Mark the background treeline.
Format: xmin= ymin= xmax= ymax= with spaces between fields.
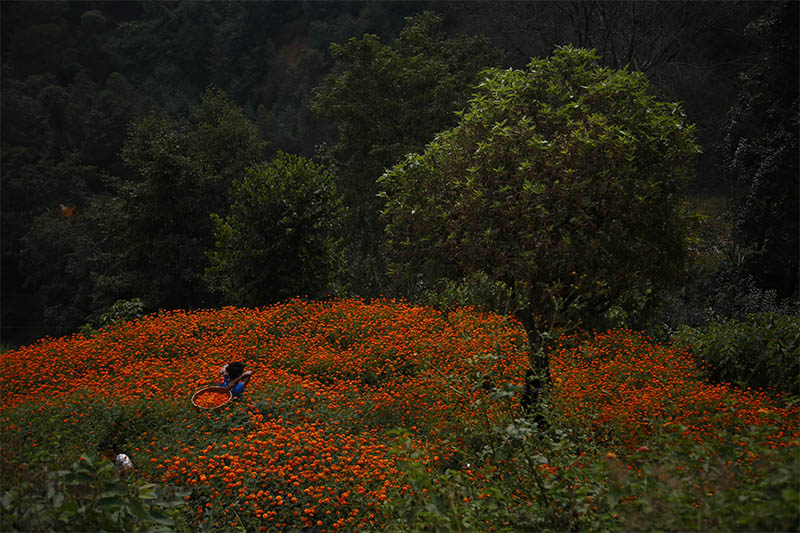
xmin=2 ymin=0 xmax=797 ymax=347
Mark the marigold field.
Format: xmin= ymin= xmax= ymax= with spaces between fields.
xmin=2 ymin=298 xmax=798 ymax=531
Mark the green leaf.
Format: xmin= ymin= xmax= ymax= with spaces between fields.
xmin=128 ymin=498 xmax=149 ymax=520
xmin=148 ymin=508 xmax=175 ymax=526
xmin=100 ymin=486 xmax=129 ymax=498
xmin=64 ymin=471 xmax=94 ymax=484
xmin=136 ymin=483 xmax=158 ymax=500
xmin=96 ymin=495 xmax=125 ymax=508
xmin=56 ymin=501 xmax=79 ymax=521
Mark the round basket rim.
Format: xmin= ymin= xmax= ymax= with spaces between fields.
xmin=191 ymin=386 xmax=232 ymax=409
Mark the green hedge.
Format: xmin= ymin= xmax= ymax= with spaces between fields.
xmin=674 ymin=313 xmax=800 ymax=395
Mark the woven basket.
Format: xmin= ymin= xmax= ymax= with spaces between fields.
xmin=191 ymin=386 xmax=232 ymax=409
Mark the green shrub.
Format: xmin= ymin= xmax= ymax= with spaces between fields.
xmin=384 ymin=408 xmax=800 ymax=532
xmin=0 ymin=452 xmax=189 ymax=532
xmin=99 ymin=298 xmax=146 ymax=327
xmin=674 ymin=312 xmax=800 ymax=395
xmin=613 ymin=424 xmax=800 ymax=533
xmin=80 ymin=298 xmax=146 ymax=336
xmin=206 ymin=151 xmax=345 ymax=306
xmin=383 ymin=411 xmax=625 ymax=533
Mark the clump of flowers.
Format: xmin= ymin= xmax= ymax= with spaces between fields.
xmin=550 ymin=329 xmax=799 ymax=450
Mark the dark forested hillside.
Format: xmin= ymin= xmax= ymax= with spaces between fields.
xmin=2 ymin=1 xmax=797 ymax=346
xmin=1 ymin=0 xmax=430 ymax=343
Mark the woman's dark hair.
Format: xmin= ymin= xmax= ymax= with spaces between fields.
xmin=227 ymin=362 xmax=245 ymax=379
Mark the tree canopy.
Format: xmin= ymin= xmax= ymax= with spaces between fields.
xmin=206 ymin=151 xmax=344 ymax=307
xmin=380 ymin=46 xmax=699 ymax=372
xmin=92 ymin=87 xmax=267 ymax=313
xmin=0 ymin=1 xmax=791 ymax=345
xmin=311 ymin=11 xmax=502 ymax=294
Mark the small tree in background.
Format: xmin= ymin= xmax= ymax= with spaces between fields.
xmin=206 ymin=152 xmax=344 ymax=307
xmin=93 ymin=86 xmax=266 ymax=313
xmin=380 ymin=46 xmax=699 ymax=378
xmin=311 ymin=11 xmax=502 ymax=295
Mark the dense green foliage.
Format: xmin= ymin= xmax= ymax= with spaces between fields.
xmin=311 ymin=11 xmax=502 ymax=294
xmin=11 ymin=87 xmax=268 ymax=336
xmin=386 ymin=416 xmax=800 ymax=532
xmin=2 ymin=1 xmax=795 ymax=347
xmin=724 ymin=1 xmax=799 ymax=300
xmin=2 ymin=4 xmax=798 ymax=530
xmin=381 ymin=46 xmax=699 ymax=371
xmin=675 ymin=313 xmax=800 ymax=395
xmin=1 ymin=452 xmax=189 ymax=532
xmin=0 ymin=1 xmax=427 ymax=343
xmin=18 ymin=202 xmax=95 ymax=335
xmin=96 ymin=87 xmax=267 ymax=313
xmin=207 ymin=152 xmax=344 ymax=306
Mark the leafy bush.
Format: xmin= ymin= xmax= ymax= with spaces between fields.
xmin=385 ymin=414 xmax=800 ymax=533
xmin=612 ymin=423 xmax=800 ymax=532
xmin=0 ymin=452 xmax=189 ymax=532
xmin=382 ymin=423 xmax=624 ymax=533
xmin=385 ymin=324 xmax=800 ymax=532
xmin=98 ymin=298 xmax=146 ymax=327
xmin=674 ymin=312 xmax=800 ymax=394
xmin=649 ymin=253 xmax=799 ymax=339
xmin=206 ymin=151 xmax=344 ymax=306
xmin=81 ymin=298 xmax=147 ymax=336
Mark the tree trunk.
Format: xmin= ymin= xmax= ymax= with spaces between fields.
xmin=514 ymin=307 xmax=552 ymax=386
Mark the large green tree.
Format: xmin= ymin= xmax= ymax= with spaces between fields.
xmin=206 ymin=152 xmax=344 ymax=306
xmin=380 ymin=47 xmax=699 ymax=376
xmin=311 ymin=11 xmax=502 ymax=294
xmin=93 ymin=87 xmax=266 ymax=313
